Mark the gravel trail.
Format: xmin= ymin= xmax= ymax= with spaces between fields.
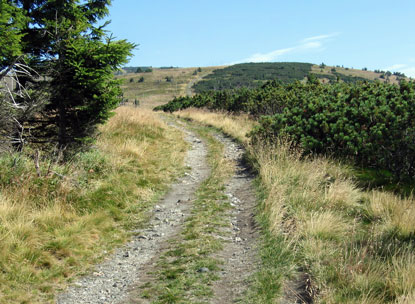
xmin=57 ymin=120 xmax=259 ymax=304
xmin=57 ymin=124 xmax=210 ymax=304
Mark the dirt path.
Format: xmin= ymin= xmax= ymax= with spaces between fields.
xmin=56 ymin=119 xmax=259 ymax=304
xmin=185 ymin=75 xmax=202 ymax=96
xmin=185 ymin=69 xmax=215 ymax=97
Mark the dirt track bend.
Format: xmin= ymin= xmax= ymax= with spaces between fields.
xmin=57 ymin=118 xmax=258 ymax=304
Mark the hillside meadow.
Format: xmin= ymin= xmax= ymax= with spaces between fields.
xmin=116 ymin=66 xmax=221 ymax=109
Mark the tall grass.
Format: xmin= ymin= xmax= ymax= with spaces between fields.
xmin=0 ymin=107 xmax=187 ymax=303
xmin=178 ymin=108 xmax=415 ymax=303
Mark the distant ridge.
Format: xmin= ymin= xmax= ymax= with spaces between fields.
xmin=191 ymin=62 xmax=406 ymax=93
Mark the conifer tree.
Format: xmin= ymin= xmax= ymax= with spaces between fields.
xmin=3 ymin=0 xmax=135 ymax=149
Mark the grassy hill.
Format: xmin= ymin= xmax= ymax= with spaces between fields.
xmin=191 ymin=62 xmax=406 ymax=93
xmin=116 ymin=66 xmax=221 ymax=108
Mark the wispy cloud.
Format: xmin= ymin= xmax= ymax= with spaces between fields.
xmin=232 ymin=33 xmax=338 ymax=64
xmin=302 ymin=33 xmax=339 ymax=42
xmin=241 ymin=47 xmax=295 ymax=63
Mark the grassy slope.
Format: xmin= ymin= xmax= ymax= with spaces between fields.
xmin=0 ymin=107 xmax=187 ymax=303
xmin=116 ymin=66 xmax=221 ymax=109
xmin=311 ymin=65 xmax=403 ymax=84
xmin=174 ymin=109 xmax=415 ymax=304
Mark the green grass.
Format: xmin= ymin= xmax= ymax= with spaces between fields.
xmin=138 ymin=123 xmax=235 ymax=304
xmin=242 ymin=182 xmax=296 ymax=304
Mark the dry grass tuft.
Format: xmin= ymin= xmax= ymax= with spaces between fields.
xmin=394 ymin=292 xmax=415 ymax=304
xmin=389 ymin=251 xmax=415 ymax=295
xmin=325 ymin=179 xmax=361 ymax=209
xmin=367 ymin=191 xmax=415 ymax=237
xmin=300 ymin=211 xmax=351 ymax=240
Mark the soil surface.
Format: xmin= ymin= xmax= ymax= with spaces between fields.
xmin=56 ymin=119 xmax=259 ymax=304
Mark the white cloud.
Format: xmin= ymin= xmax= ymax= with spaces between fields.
xmin=241 ymin=47 xmax=295 ymax=63
xmin=302 ymin=33 xmax=339 ymax=42
xmin=302 ymin=41 xmax=322 ymax=49
xmin=231 ymin=33 xmax=337 ymax=64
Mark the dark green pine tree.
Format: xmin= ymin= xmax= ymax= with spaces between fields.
xmin=14 ymin=0 xmax=135 ymax=149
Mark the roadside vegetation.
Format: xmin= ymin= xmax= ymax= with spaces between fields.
xmin=168 ymin=104 xmax=415 ymax=303
xmin=0 ymin=107 xmax=187 ymax=303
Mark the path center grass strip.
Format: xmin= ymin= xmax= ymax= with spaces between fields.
xmin=0 ymin=107 xmax=187 ymax=304
xmin=139 ymin=123 xmax=234 ymax=304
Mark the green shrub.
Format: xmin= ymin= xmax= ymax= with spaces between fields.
xmin=252 ymin=80 xmax=415 ymax=180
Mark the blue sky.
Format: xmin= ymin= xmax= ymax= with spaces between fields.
xmin=106 ymin=0 xmax=415 ymax=77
